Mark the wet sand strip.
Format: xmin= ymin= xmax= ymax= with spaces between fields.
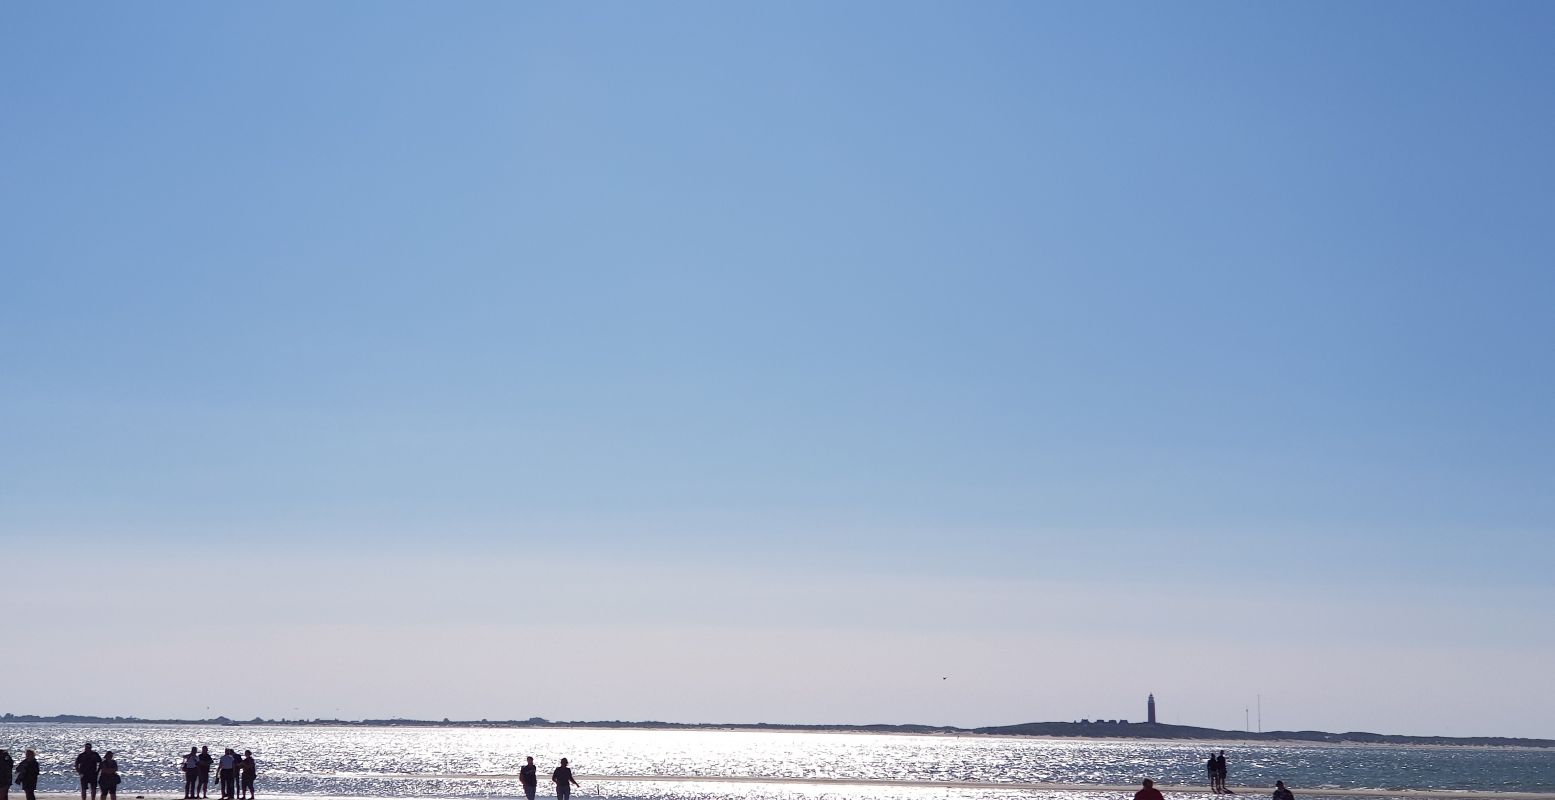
xmin=34 ymin=779 xmax=1555 ymax=800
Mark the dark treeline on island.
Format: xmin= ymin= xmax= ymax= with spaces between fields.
xmin=3 ymin=712 xmax=1551 ymax=749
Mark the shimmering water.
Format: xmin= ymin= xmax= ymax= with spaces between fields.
xmin=4 ymin=724 xmax=1553 ymax=799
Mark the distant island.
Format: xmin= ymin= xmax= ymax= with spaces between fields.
xmin=2 ymin=713 xmax=1549 ymax=749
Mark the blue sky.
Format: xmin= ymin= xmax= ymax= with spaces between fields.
xmin=2 ymin=2 xmax=1553 ymax=736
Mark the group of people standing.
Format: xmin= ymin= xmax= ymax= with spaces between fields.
xmin=0 ymin=748 xmax=39 ymax=800
xmin=180 ymin=746 xmax=258 ymax=800
xmin=8 ymin=742 xmax=1307 ymax=800
xmin=0 ymin=743 xmax=122 ymax=800
xmin=76 ymin=744 xmax=123 ymax=800
xmin=520 ymin=756 xmax=581 ymax=800
xmin=1129 ymin=751 xmax=1295 ymax=800
xmin=1207 ymin=750 xmax=1231 ymax=794
xmin=1136 ymin=778 xmax=1296 ymax=800
xmin=0 ymin=742 xmax=260 ymax=800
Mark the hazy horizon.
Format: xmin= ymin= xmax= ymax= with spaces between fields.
xmin=4 ymin=709 xmax=1552 ymax=741
xmin=3 ymin=2 xmax=1552 ymax=741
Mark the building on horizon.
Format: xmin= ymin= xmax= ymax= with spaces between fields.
xmin=1147 ymin=693 xmax=1157 ymax=724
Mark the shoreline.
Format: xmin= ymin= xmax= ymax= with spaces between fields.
xmin=27 ymin=781 xmax=1555 ymax=800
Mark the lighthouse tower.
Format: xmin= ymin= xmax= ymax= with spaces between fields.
xmin=1147 ymin=694 xmax=1157 ymax=724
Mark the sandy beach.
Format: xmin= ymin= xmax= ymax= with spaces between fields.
xmin=32 ymin=776 xmax=1555 ymax=800
xmin=583 ymin=776 xmax=1555 ymax=799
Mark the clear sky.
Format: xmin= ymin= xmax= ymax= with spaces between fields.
xmin=2 ymin=2 xmax=1552 ymax=738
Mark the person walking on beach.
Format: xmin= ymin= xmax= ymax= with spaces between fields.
xmin=519 ymin=756 xmax=538 ymax=800
xmin=1134 ymin=778 xmax=1165 ymax=800
xmin=1272 ymin=781 xmax=1294 ymax=800
xmin=1 ymin=748 xmax=13 ymax=800
xmin=99 ymin=752 xmax=120 ymax=800
xmin=198 ymin=746 xmax=213 ymax=799
xmin=182 ymin=748 xmax=201 ymax=799
xmin=552 ymin=758 xmax=579 ymax=800
xmin=240 ymin=751 xmax=256 ymax=800
xmin=1207 ymin=754 xmax=1218 ymax=794
xmin=13 ymin=750 xmax=40 ymax=800
xmin=76 ymin=743 xmax=104 ymax=800
xmin=1215 ymin=751 xmax=1231 ymax=794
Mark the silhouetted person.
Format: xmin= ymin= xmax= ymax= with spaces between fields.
xmin=218 ymin=749 xmax=237 ymax=800
xmin=1 ymin=748 xmax=12 ymax=800
xmin=1134 ymin=778 xmax=1164 ymax=800
xmin=14 ymin=750 xmax=40 ymax=800
xmin=1215 ymin=751 xmax=1230 ymax=794
xmin=240 ymin=751 xmax=256 ymax=800
xmin=552 ymin=758 xmax=579 ymax=800
xmin=76 ymin=742 xmax=104 ymax=800
xmin=99 ymin=752 xmax=120 ymax=800
xmin=520 ymin=757 xmax=538 ymax=800
xmin=1207 ymin=754 xmax=1218 ymax=794
xmin=198 ymin=747 xmax=213 ymax=799
xmin=1273 ymin=781 xmax=1294 ymax=800
xmin=183 ymin=748 xmax=201 ymax=799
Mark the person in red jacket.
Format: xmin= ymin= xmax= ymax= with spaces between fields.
xmin=1134 ymin=778 xmax=1165 ymax=800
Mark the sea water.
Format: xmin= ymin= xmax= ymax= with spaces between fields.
xmin=4 ymin=724 xmax=1554 ymax=800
